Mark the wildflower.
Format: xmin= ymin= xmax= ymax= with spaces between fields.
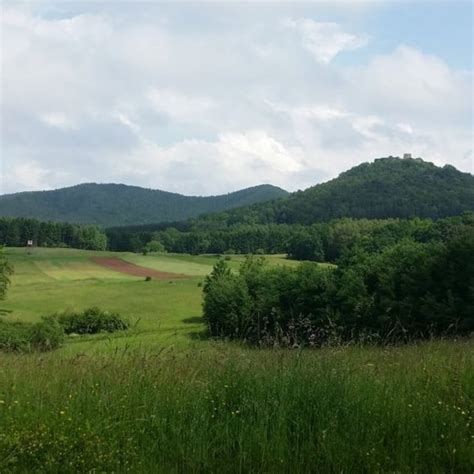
xmin=60 ymin=411 xmax=65 ymax=415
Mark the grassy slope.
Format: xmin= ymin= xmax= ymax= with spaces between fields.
xmin=0 ymin=248 xmax=472 ymax=472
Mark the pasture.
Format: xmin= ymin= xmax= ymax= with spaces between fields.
xmin=0 ymin=247 xmax=472 ymax=472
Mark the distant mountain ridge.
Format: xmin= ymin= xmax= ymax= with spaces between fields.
xmin=1 ymin=157 xmax=472 ymax=228
xmin=0 ymin=183 xmax=288 ymax=227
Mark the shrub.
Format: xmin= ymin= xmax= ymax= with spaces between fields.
xmin=57 ymin=307 xmax=129 ymax=335
xmin=145 ymin=276 xmax=152 ymax=282
xmin=28 ymin=316 xmax=64 ymax=351
xmin=0 ymin=320 xmax=30 ymax=352
xmin=0 ymin=317 xmax=64 ymax=352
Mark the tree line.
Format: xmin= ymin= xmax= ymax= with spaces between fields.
xmin=0 ymin=217 xmax=107 ymax=250
xmin=106 ymin=213 xmax=474 ymax=263
xmin=2 ymin=213 xmax=473 ymax=271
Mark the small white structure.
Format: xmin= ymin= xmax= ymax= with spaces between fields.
xmin=27 ymin=240 xmax=34 ymax=247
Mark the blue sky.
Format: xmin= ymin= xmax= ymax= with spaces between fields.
xmin=1 ymin=1 xmax=472 ymax=194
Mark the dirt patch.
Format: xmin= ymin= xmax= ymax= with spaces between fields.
xmin=91 ymin=257 xmax=188 ymax=280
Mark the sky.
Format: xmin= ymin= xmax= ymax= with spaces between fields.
xmin=1 ymin=0 xmax=472 ymax=196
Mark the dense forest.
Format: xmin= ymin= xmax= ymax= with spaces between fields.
xmin=0 ymin=183 xmax=287 ymax=227
xmin=193 ymin=157 xmax=474 ymax=226
xmin=106 ymin=157 xmax=474 ymax=252
xmin=108 ymin=213 xmax=474 ymax=262
xmin=0 ymin=217 xmax=107 ymax=250
xmin=203 ymin=215 xmax=474 ymax=345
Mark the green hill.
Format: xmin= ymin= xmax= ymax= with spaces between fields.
xmin=0 ymin=183 xmax=288 ymax=227
xmin=200 ymin=157 xmax=474 ymax=226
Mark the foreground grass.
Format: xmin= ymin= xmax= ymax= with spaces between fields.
xmin=1 ymin=340 xmax=473 ymax=473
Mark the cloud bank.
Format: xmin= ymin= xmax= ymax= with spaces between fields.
xmin=1 ymin=4 xmax=472 ymax=195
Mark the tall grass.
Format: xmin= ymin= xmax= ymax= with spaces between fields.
xmin=1 ymin=340 xmax=472 ymax=473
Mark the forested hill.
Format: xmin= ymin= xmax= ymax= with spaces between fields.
xmin=0 ymin=183 xmax=288 ymax=227
xmin=195 ymin=157 xmax=474 ymax=226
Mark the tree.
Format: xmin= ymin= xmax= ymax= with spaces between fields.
xmin=287 ymin=230 xmax=324 ymax=261
xmin=203 ymin=260 xmax=253 ymax=337
xmin=0 ymin=247 xmax=12 ymax=316
xmin=143 ymin=240 xmax=166 ymax=254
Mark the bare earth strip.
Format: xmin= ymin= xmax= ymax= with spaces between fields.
xmin=91 ymin=257 xmax=188 ymax=280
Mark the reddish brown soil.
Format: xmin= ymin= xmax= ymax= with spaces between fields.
xmin=91 ymin=257 xmax=188 ymax=280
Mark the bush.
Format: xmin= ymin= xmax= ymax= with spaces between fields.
xmin=56 ymin=307 xmax=129 ymax=335
xmin=0 ymin=317 xmax=64 ymax=352
xmin=0 ymin=320 xmax=30 ymax=352
xmin=28 ymin=316 xmax=64 ymax=351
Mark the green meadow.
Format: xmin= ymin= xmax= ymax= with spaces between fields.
xmin=1 ymin=248 xmax=296 ymax=351
xmin=0 ymin=248 xmax=473 ymax=472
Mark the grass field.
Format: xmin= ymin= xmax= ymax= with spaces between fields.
xmin=2 ymin=248 xmax=304 ymax=351
xmin=0 ymin=247 xmax=473 ymax=472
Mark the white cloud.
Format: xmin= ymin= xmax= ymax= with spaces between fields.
xmin=148 ymin=88 xmax=216 ymax=123
xmin=0 ymin=5 xmax=472 ymax=196
xmin=3 ymin=161 xmax=50 ymax=191
xmin=282 ymin=18 xmax=368 ymax=63
xmin=40 ymin=113 xmax=76 ymax=130
xmin=115 ymin=130 xmax=308 ymax=195
xmin=349 ymin=46 xmax=471 ymax=121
